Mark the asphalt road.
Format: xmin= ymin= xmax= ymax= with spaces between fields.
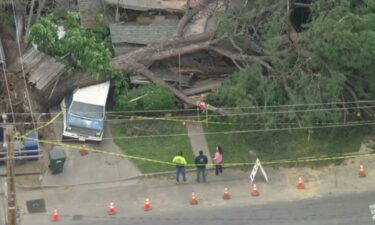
xmin=22 ymin=191 xmax=375 ymax=225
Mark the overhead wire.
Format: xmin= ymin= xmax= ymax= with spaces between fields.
xmin=10 ymin=0 xmax=36 ymax=131
xmin=13 ymin=107 xmax=375 ymax=167
xmin=9 ymin=104 xmax=374 ymax=129
xmin=1 ymin=99 xmax=374 ymax=116
xmin=10 ymin=1 xmax=42 ymax=213
xmin=38 ymin=120 xmax=375 ymax=142
xmin=1 ymin=54 xmax=16 ymax=123
xmin=19 ymin=133 xmax=375 ymax=167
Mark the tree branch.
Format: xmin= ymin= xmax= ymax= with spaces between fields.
xmin=175 ymin=0 xmax=209 ymax=37
xmin=136 ymin=64 xmax=226 ymax=115
xmin=209 ymin=46 xmax=273 ymax=71
xmin=169 ymin=57 xmax=236 ymax=75
xmin=343 ymin=83 xmax=374 ymax=117
xmin=111 ymin=33 xmax=223 ymax=73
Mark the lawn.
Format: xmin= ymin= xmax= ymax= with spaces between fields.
xmin=204 ymin=121 xmax=373 ymax=166
xmin=111 ymin=119 xmax=193 ymax=173
xmin=111 ymin=115 xmax=373 ymax=173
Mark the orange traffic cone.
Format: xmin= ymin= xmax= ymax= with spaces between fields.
xmin=251 ymin=184 xmax=259 ymax=197
xmin=297 ymin=177 xmax=305 ymax=189
xmin=107 ymin=201 xmax=116 ymax=215
xmin=52 ymin=208 xmax=59 ymax=222
xmin=190 ymin=191 xmax=198 ymax=205
xmin=359 ymin=164 xmax=366 ymax=177
xmin=144 ymin=197 xmax=152 ymax=211
xmin=79 ymin=144 xmax=89 ymax=156
xmin=223 ymin=187 xmax=231 ymax=200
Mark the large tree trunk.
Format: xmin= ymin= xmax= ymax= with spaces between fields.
xmin=110 ymin=30 xmax=268 ymax=112
xmin=0 ymin=0 xmax=271 ymax=118
xmin=42 ymin=73 xmax=107 ymax=109
xmin=25 ymin=0 xmax=36 ymax=40
xmin=110 ymin=32 xmax=225 ymax=111
xmin=36 ymin=0 xmax=46 ymax=22
xmin=0 ymin=69 xmax=105 ymax=124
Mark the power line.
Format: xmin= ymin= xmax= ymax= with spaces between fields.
xmin=8 ymin=119 xmax=375 ymax=128
xmin=1 ymin=59 xmax=15 ymax=123
xmin=7 ymin=105 xmax=374 ymax=126
xmin=220 ymin=105 xmax=375 ymax=116
xmin=2 ymin=100 xmax=375 ymax=116
xmin=219 ymin=100 xmax=375 ymax=110
xmin=105 ymin=105 xmax=374 ymax=119
xmin=1 ymin=103 xmax=374 ymax=125
xmin=10 ymin=0 xmax=36 ymax=131
xmin=37 ymin=120 xmax=375 ymax=142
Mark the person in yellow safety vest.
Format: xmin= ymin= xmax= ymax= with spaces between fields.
xmin=172 ymin=152 xmax=187 ymax=183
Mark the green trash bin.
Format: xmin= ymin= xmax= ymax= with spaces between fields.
xmin=48 ymin=148 xmax=66 ymax=174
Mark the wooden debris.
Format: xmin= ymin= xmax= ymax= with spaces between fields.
xmin=182 ymin=79 xmax=223 ymax=96
xmin=21 ymin=48 xmax=65 ymax=91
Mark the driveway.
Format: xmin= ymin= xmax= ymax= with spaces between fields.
xmin=41 ymin=107 xmax=141 ymax=187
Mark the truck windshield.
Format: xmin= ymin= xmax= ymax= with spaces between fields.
xmin=70 ymin=101 xmax=104 ymax=119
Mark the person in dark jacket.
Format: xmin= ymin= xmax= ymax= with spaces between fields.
xmin=195 ymin=150 xmax=208 ymax=182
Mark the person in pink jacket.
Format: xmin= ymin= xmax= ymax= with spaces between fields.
xmin=213 ymin=145 xmax=223 ymax=175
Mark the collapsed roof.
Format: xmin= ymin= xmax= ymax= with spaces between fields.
xmin=104 ymin=0 xmax=197 ymax=12
xmin=109 ymin=16 xmax=178 ymax=55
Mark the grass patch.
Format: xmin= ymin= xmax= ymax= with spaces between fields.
xmin=110 ymin=115 xmax=373 ymax=172
xmin=111 ymin=119 xmax=193 ymax=173
xmin=204 ymin=121 xmax=373 ymax=166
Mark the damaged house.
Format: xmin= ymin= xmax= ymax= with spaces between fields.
xmin=77 ymin=0 xmax=227 ymax=99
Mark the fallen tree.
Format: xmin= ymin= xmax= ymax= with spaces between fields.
xmin=1 ymin=0 xmax=373 ymax=127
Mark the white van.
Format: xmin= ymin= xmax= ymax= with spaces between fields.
xmin=61 ymin=81 xmax=110 ymax=142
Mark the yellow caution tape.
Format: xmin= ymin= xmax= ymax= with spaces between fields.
xmin=38 ymin=138 xmax=176 ymax=166
xmin=23 ymin=111 xmax=63 ymax=137
xmin=18 ymin=110 xmax=375 ymax=168
xmin=31 ymin=138 xmax=375 ymax=168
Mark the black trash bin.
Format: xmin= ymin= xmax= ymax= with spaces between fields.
xmin=48 ymin=148 xmax=66 ymax=174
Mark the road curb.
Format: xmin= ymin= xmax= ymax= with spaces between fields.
xmin=15 ymin=166 xmax=246 ymax=190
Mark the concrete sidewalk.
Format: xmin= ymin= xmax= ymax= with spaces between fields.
xmin=15 ymin=154 xmax=375 ymax=224
xmin=186 ymin=122 xmax=213 ymax=164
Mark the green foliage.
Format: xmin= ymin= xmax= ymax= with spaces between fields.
xmin=209 ymin=0 xmax=375 ymax=126
xmin=216 ymin=13 xmax=237 ymax=37
xmin=28 ymin=12 xmax=117 ymax=79
xmin=115 ymin=85 xmax=178 ymax=112
xmin=0 ymin=10 xmax=14 ymax=27
xmin=303 ymin=0 xmax=375 ymax=100
xmin=28 ymin=14 xmax=61 ymax=55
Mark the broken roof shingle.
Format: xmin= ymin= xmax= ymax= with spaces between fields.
xmin=104 ymin=0 xmax=188 ymax=12
xmin=110 ymin=17 xmax=178 ymax=45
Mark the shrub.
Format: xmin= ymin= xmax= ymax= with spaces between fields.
xmin=115 ymin=85 xmax=178 ymax=112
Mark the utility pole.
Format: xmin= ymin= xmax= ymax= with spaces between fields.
xmin=6 ymin=125 xmax=16 ymax=225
